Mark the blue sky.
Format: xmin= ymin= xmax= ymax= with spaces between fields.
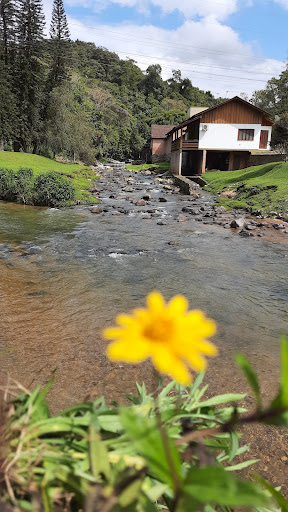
xmin=44 ymin=0 xmax=288 ymax=97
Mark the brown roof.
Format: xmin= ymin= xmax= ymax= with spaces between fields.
xmin=151 ymin=124 xmax=175 ymax=139
xmin=167 ymin=96 xmax=274 ymax=135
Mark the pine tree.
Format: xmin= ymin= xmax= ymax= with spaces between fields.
xmin=0 ymin=0 xmax=17 ymax=148
xmin=14 ymin=0 xmax=45 ymax=152
xmin=0 ymin=0 xmax=16 ymax=65
xmin=49 ymin=0 xmax=70 ymax=88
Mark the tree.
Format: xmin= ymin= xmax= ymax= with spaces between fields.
xmin=0 ymin=0 xmax=16 ymax=65
xmin=270 ymin=113 xmax=288 ymax=160
xmin=142 ymin=64 xmax=167 ymax=101
xmin=14 ymin=0 xmax=46 ymax=152
xmin=49 ymin=0 xmax=70 ymax=89
xmin=45 ymin=83 xmax=94 ymax=163
xmin=0 ymin=0 xmax=17 ymax=149
xmin=251 ymin=66 xmax=288 ymax=116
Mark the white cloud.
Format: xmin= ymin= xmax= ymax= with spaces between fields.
xmin=274 ymin=0 xmax=288 ymax=7
xmin=64 ymin=0 xmax=241 ymax=21
xmin=66 ymin=16 xmax=285 ymax=97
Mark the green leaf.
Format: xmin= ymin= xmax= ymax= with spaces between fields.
xmin=182 ymin=466 xmax=269 ymax=507
xmin=89 ymin=423 xmax=110 ymax=480
xmin=253 ymin=473 xmax=288 ymax=512
xmin=120 ymin=408 xmax=181 ymax=489
xmin=228 ymin=431 xmax=239 ymax=462
xmin=158 ymin=380 xmax=176 ymax=399
xmin=225 ymin=459 xmax=260 ymax=471
xmin=98 ymin=414 xmax=123 ymax=433
xmin=118 ymin=477 xmax=144 ymax=507
xmin=196 ymin=393 xmax=246 ymax=408
xmin=144 ymin=482 xmax=169 ymax=501
xmin=235 ymin=353 xmax=262 ymax=408
xmin=267 ymin=336 xmax=288 ymax=426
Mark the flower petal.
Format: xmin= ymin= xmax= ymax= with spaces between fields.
xmin=167 ymin=295 xmax=188 ymax=316
xmin=150 ymin=345 xmax=192 ymax=385
xmin=183 ymin=351 xmax=207 ymax=372
xmin=102 ymin=327 xmax=124 ymax=339
xmin=116 ymin=314 xmax=135 ymax=326
xmin=107 ymin=340 xmax=150 ymax=362
xmin=146 ymin=291 xmax=166 ymax=315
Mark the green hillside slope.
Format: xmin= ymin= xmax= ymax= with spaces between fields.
xmin=204 ymin=161 xmax=288 ymax=214
xmin=0 ymin=152 xmax=98 ymax=205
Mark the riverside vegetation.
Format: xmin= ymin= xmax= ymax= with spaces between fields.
xmin=0 ymin=152 xmax=101 ymax=206
xmin=1 ymin=292 xmax=288 ymax=512
xmin=204 ymin=161 xmax=288 ymax=216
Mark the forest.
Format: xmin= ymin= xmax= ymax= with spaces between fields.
xmin=1 ymin=0 xmax=288 ymax=164
xmin=0 ymin=0 xmax=222 ymax=164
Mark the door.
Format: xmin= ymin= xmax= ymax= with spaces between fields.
xmin=259 ymin=130 xmax=269 ymax=149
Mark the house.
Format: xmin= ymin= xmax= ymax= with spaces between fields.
xmin=166 ymin=97 xmax=274 ymax=176
xmin=150 ymin=124 xmax=175 ymax=163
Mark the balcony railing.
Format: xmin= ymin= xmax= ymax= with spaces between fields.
xmin=171 ymin=139 xmax=199 ymax=151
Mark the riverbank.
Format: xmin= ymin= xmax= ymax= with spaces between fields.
xmin=204 ymin=161 xmax=288 ymax=217
xmin=0 ymin=152 xmax=99 ymax=205
xmin=89 ymin=165 xmax=288 ymax=244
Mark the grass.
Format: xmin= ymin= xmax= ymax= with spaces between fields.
xmin=126 ymin=161 xmax=170 ymax=172
xmin=204 ymin=161 xmax=288 ymax=214
xmin=0 ymin=152 xmax=99 ymax=204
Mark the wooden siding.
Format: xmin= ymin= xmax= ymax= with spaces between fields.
xmin=171 ymin=140 xmax=199 ymax=151
xmin=201 ymin=100 xmax=262 ymax=124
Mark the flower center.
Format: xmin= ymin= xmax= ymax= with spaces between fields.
xmin=143 ymin=318 xmax=173 ymax=343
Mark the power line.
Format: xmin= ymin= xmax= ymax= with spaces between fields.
xmin=67 ymin=20 xmax=282 ymax=85
xmin=68 ymin=20 xmax=286 ymax=65
xmin=112 ymin=49 xmax=270 ymax=82
xmin=112 ymin=48 xmax=282 ymax=77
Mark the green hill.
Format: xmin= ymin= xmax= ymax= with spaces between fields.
xmin=204 ymin=161 xmax=288 ymax=214
xmin=0 ymin=152 xmax=98 ymax=205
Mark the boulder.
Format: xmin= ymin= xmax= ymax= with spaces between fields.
xmin=135 ymin=199 xmax=146 ymax=206
xmin=91 ymin=207 xmax=102 ymax=214
xmin=177 ymin=214 xmax=188 ymax=222
xmin=239 ymin=230 xmax=254 ymax=237
xmin=230 ymin=218 xmax=246 ymax=229
xmin=158 ymin=197 xmax=167 ymax=202
xmin=215 ymin=206 xmax=226 ymax=214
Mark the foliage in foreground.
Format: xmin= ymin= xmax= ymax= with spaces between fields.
xmin=204 ymin=161 xmax=288 ymax=214
xmin=1 ymin=338 xmax=288 ymax=512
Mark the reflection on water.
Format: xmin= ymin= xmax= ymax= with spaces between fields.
xmin=0 ymin=198 xmax=288 ymax=409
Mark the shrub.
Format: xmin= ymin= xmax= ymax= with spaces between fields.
xmin=34 ymin=171 xmax=75 ymax=207
xmin=15 ymin=168 xmax=34 ymax=204
xmin=0 ymin=168 xmax=17 ymax=201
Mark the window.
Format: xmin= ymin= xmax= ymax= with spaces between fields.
xmin=238 ymin=129 xmax=254 ymax=141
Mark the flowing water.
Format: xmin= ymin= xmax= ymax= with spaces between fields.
xmin=0 ymin=180 xmax=288 ymax=410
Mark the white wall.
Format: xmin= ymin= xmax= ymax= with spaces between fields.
xmin=198 ymin=123 xmax=272 ymax=151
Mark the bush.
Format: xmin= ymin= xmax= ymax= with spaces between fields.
xmin=34 ymin=171 xmax=75 ymax=206
xmin=0 ymin=168 xmax=17 ymax=201
xmin=15 ymin=168 xmax=34 ymax=204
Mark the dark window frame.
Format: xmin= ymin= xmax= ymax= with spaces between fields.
xmin=238 ymin=129 xmax=255 ymax=141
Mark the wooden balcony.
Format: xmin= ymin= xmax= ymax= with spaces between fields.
xmin=171 ymin=139 xmax=199 ymax=151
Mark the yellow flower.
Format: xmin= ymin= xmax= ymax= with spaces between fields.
xmin=103 ymin=292 xmax=218 ymax=385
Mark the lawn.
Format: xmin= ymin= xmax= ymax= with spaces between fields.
xmin=0 ymin=152 xmax=99 ymax=204
xmin=126 ymin=161 xmax=170 ymax=172
xmin=204 ymin=161 xmax=288 ymax=214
